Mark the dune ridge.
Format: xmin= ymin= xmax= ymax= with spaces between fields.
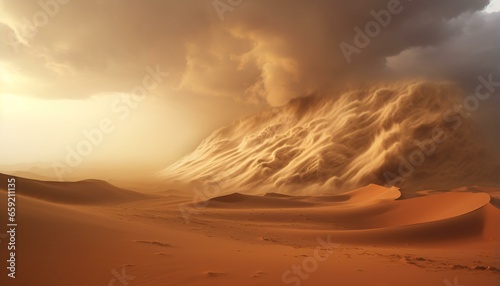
xmin=199 ymin=184 xmax=500 ymax=244
xmin=0 ymin=173 xmax=150 ymax=205
xmin=159 ymin=81 xmax=500 ymax=195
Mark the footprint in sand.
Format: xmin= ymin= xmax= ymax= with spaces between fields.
xmin=205 ymin=271 xmax=226 ymax=277
xmin=134 ymin=240 xmax=173 ymax=247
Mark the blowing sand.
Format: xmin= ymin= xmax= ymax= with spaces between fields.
xmin=0 ymin=174 xmax=498 ymax=286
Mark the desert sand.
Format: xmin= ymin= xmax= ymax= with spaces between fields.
xmin=0 ymin=173 xmax=498 ymax=286
xmin=2 ymin=1 xmax=499 ymax=285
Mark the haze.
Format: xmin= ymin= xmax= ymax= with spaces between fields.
xmin=0 ymin=0 xmax=499 ymax=182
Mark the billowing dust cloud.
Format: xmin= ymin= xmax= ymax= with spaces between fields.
xmin=159 ymin=81 xmax=500 ymax=195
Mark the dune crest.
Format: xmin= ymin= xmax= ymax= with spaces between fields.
xmin=0 ymin=173 xmax=150 ymax=205
xmin=202 ymin=184 xmax=499 ymax=244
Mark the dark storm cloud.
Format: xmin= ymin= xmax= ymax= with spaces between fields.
xmin=387 ymin=11 xmax=500 ymax=89
xmin=0 ymin=0 xmax=495 ymax=105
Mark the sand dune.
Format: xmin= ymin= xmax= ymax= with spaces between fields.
xmin=0 ymin=173 xmax=150 ymax=205
xmin=1 ymin=175 xmax=498 ymax=285
xmin=420 ymin=185 xmax=500 ymax=208
xmin=327 ymin=184 xmax=401 ymax=205
xmin=200 ymin=185 xmax=499 ymax=243
xmin=208 ymin=193 xmax=315 ymax=208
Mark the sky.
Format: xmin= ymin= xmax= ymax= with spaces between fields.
xmin=0 ymin=0 xmax=499 ymax=180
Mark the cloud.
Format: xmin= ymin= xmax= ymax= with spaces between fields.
xmin=386 ymin=11 xmax=500 ymax=89
xmin=0 ymin=0 xmax=496 ymax=106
